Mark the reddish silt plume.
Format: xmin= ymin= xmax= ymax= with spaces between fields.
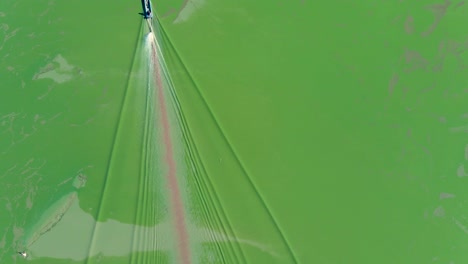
xmin=150 ymin=37 xmax=191 ymax=264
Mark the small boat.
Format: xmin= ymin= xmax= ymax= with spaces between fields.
xmin=139 ymin=0 xmax=153 ymax=19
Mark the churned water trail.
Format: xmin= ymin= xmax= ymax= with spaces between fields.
xmin=146 ymin=31 xmax=192 ymax=264
xmin=84 ymin=24 xmax=143 ymax=264
xmin=154 ymin=23 xmax=299 ymax=263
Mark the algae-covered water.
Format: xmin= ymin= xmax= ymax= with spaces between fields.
xmin=1 ymin=0 xmax=468 ymax=263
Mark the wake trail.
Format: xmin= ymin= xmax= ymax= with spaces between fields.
xmin=155 ymin=24 xmax=299 ymax=263
xmin=146 ymin=31 xmax=191 ymax=264
xmin=84 ymin=24 xmax=143 ymax=264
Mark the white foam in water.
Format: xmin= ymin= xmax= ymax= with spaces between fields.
xmin=147 ymin=32 xmax=154 ymax=44
xmin=145 ymin=32 xmax=154 ymax=55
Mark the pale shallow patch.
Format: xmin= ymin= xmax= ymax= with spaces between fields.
xmin=32 ymin=54 xmax=78 ymax=84
xmin=23 ymin=198 xmax=277 ymax=262
xmin=72 ymin=173 xmax=87 ymax=189
xmin=21 ymin=174 xmax=87 ymax=252
xmin=23 ymin=192 xmax=78 ymax=249
xmin=457 ymin=164 xmax=467 ymax=177
xmin=173 ymin=0 xmax=206 ymax=24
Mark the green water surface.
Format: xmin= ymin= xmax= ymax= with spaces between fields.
xmin=1 ymin=0 xmax=468 ymax=263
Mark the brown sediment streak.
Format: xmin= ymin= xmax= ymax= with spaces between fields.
xmin=150 ymin=39 xmax=191 ymax=264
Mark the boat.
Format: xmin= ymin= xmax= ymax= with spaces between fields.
xmin=139 ymin=0 xmax=153 ymax=19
